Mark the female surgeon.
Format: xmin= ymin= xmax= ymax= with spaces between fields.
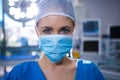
xmin=3 ymin=0 xmax=105 ymax=80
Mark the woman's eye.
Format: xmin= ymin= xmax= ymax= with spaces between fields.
xmin=43 ymin=28 xmax=52 ymax=34
xmin=60 ymin=28 xmax=70 ymax=34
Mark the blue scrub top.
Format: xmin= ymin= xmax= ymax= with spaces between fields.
xmin=3 ymin=59 xmax=105 ymax=80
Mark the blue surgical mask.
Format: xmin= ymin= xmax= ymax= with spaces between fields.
xmin=39 ymin=34 xmax=72 ymax=63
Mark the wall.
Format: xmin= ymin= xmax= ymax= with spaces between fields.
xmin=79 ymin=0 xmax=120 ymax=34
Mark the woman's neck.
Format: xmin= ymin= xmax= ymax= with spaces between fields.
xmin=38 ymin=54 xmax=77 ymax=80
xmin=38 ymin=54 xmax=72 ymax=68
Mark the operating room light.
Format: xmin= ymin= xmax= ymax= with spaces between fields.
xmin=7 ymin=0 xmax=38 ymax=22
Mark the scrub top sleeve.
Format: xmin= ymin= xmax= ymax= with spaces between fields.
xmin=3 ymin=64 xmax=22 ymax=80
xmin=89 ymin=62 xmax=105 ymax=80
xmin=76 ymin=59 xmax=105 ymax=80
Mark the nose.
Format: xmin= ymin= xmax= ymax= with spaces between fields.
xmin=52 ymin=28 xmax=59 ymax=34
xmin=53 ymin=31 xmax=59 ymax=34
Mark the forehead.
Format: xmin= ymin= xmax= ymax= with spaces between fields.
xmin=37 ymin=15 xmax=74 ymax=27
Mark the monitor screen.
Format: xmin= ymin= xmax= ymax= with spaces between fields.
xmin=83 ymin=41 xmax=98 ymax=53
xmin=82 ymin=19 xmax=99 ymax=37
xmin=110 ymin=25 xmax=120 ymax=39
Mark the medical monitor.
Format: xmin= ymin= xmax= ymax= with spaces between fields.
xmin=82 ymin=19 xmax=100 ymax=37
xmin=83 ymin=40 xmax=99 ymax=53
xmin=109 ymin=25 xmax=120 ymax=39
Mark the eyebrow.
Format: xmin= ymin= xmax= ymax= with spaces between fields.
xmin=60 ymin=26 xmax=73 ymax=29
xmin=38 ymin=26 xmax=52 ymax=29
xmin=39 ymin=26 xmax=73 ymax=30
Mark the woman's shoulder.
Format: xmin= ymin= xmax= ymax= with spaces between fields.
xmin=76 ymin=59 xmax=99 ymax=74
xmin=19 ymin=61 xmax=38 ymax=67
xmin=3 ymin=61 xmax=40 ymax=80
xmin=12 ymin=61 xmax=38 ymax=71
xmin=75 ymin=59 xmax=105 ymax=80
xmin=76 ymin=59 xmax=94 ymax=66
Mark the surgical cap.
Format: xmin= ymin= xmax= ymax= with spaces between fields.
xmin=35 ymin=0 xmax=75 ymax=24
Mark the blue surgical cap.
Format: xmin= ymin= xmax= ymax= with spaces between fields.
xmin=35 ymin=0 xmax=75 ymax=24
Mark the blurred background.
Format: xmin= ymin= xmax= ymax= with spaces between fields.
xmin=0 ymin=0 xmax=120 ymax=80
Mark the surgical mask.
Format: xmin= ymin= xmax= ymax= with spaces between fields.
xmin=39 ymin=34 xmax=72 ymax=63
